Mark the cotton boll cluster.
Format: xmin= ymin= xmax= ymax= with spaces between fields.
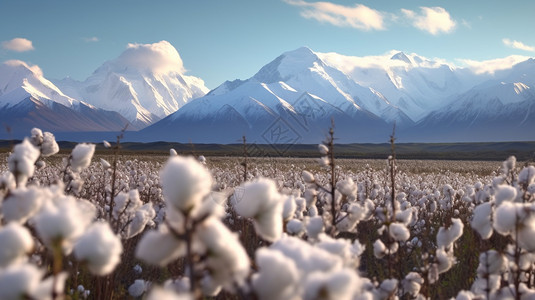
xmin=69 ymin=143 xmax=96 ymax=173
xmin=33 ymin=191 xmax=96 ymax=253
xmin=232 ymin=178 xmax=284 ymax=241
xmin=73 ymin=222 xmax=122 ymax=275
xmin=0 ymin=223 xmax=34 ymax=267
xmin=7 ymin=139 xmax=40 ymax=186
xmin=160 ymin=155 xmax=212 ymax=213
xmin=30 ymin=128 xmax=59 ymax=158
xmin=253 ymin=235 xmax=365 ymax=300
xmin=136 ymin=155 xmax=250 ymax=297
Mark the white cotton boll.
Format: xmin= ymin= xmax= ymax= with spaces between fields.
xmin=471 ymin=202 xmax=493 ymax=239
xmin=471 ymin=275 xmax=501 ymax=296
xmin=30 ymin=128 xmax=43 ymax=145
xmin=169 ymin=148 xmax=178 ymax=156
xmin=2 ymin=186 xmax=44 ymax=224
xmin=8 ymin=139 xmax=40 ymax=186
xmin=495 ymin=185 xmax=518 ymax=206
xmin=283 ymin=196 xmax=297 ymax=221
xmin=252 ymin=248 xmax=299 ymax=300
xmin=0 ymin=263 xmax=44 ymax=300
xmin=128 ymin=279 xmax=148 ymax=297
xmin=100 ymin=158 xmax=111 ymax=169
xmin=160 ymin=156 xmax=212 ymax=213
xmin=196 ymin=218 xmax=250 ymax=290
xmin=40 ymin=132 xmax=59 ymax=157
xmin=133 ymin=264 xmax=142 ymax=274
xmin=255 ymin=203 xmax=284 ymax=242
xmin=198 ymin=155 xmax=206 ymax=164
xmin=103 ymin=140 xmax=111 ymax=148
xmin=477 ymin=250 xmax=506 ymax=276
xmin=233 ymin=178 xmax=284 ymax=242
xmin=351 ymin=240 xmax=365 ymax=258
xmin=306 ymin=216 xmax=324 ymax=240
xmin=396 ymin=208 xmax=413 ymax=225
xmin=337 ymin=178 xmax=357 ymax=198
xmin=294 ymin=197 xmax=306 ymax=217
xmin=127 ymin=204 xmax=156 ymax=238
xmin=0 ymin=223 xmax=34 ymax=267
xmin=336 ymin=213 xmax=359 ymax=232
xmin=302 ymin=170 xmax=315 ymax=183
xmin=319 ymin=156 xmax=330 ymax=167
xmin=34 ymin=195 xmax=96 ymax=253
xmin=164 ymin=277 xmax=190 ymax=294
xmin=374 ymin=279 xmax=398 ymax=300
xmin=304 ymin=269 xmax=361 ymax=300
xmin=517 ymin=224 xmax=535 ymax=251
xmin=318 ymin=144 xmax=329 ymax=155
xmin=402 ymin=272 xmax=424 ymax=297
xmin=70 ymin=143 xmax=95 ymax=173
xmin=436 ymin=248 xmax=455 ymax=274
xmin=270 ymin=235 xmax=342 ymax=275
xmin=436 ymin=218 xmax=464 ymax=249
xmin=287 ymin=219 xmax=304 ymax=235
xmin=389 ymin=222 xmax=410 ymax=242
xmin=304 ymin=188 xmax=317 ymax=207
xmin=308 ymin=205 xmax=318 ymax=217
xmin=136 ymin=225 xmax=185 ymax=266
xmin=31 ymin=272 xmax=68 ymax=300
xmin=456 ymin=290 xmax=475 ymax=300
xmin=73 ymin=222 xmax=123 ymax=275
xmin=493 ymin=201 xmax=522 ymax=235
xmin=233 ymin=178 xmax=278 ymax=218
xmin=113 ymin=192 xmax=129 ymax=219
xmin=374 ymin=239 xmax=386 ymax=259
xmin=146 ymin=286 xmax=192 ymax=300
xmin=519 ymin=166 xmax=535 ymax=186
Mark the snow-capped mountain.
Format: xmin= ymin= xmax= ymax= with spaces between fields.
xmin=408 ymin=59 xmax=535 ymax=142
xmin=139 ymin=47 xmax=405 ymax=143
xmin=0 ymin=60 xmax=131 ymax=138
xmin=55 ymin=41 xmax=209 ymax=128
xmin=318 ymin=50 xmax=489 ymax=121
xmin=140 ymin=47 xmax=535 ymax=143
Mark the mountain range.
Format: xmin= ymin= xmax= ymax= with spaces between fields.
xmin=1 ymin=41 xmax=534 ymax=143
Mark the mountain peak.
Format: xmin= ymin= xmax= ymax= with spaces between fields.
xmin=390 ymin=52 xmax=412 ymax=64
xmin=253 ymin=46 xmax=321 ymax=84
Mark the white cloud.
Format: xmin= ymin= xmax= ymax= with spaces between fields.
xmin=502 ymin=38 xmax=534 ymax=52
xmin=284 ymin=0 xmax=384 ymax=31
xmin=1 ymin=38 xmax=34 ymax=52
xmin=112 ymin=40 xmax=185 ymax=75
xmin=401 ymin=7 xmax=456 ymax=35
xmin=84 ymin=37 xmax=99 ymax=43
xmin=457 ymin=55 xmax=530 ymax=75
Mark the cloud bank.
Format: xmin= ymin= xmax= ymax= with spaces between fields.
xmin=2 ymin=38 xmax=34 ymax=52
xmin=502 ymin=38 xmax=534 ymax=52
xmin=284 ymin=0 xmax=384 ymax=31
xmin=284 ymin=1 xmax=457 ymax=36
xmin=112 ymin=40 xmax=186 ymax=75
xmin=401 ymin=7 xmax=456 ymax=35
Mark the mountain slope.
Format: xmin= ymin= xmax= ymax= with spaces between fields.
xmin=0 ymin=60 xmax=132 ymax=138
xmin=138 ymin=47 xmax=399 ymax=144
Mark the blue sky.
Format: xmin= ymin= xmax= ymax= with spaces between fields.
xmin=1 ymin=0 xmax=534 ymax=89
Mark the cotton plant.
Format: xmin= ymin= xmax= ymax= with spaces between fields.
xmin=0 ymin=130 xmax=127 ymax=300
xmin=136 ymin=155 xmax=250 ymax=298
xmin=252 ymin=235 xmax=366 ymax=300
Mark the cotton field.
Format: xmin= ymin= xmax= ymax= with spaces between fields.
xmin=1 ymin=129 xmax=535 ymax=300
